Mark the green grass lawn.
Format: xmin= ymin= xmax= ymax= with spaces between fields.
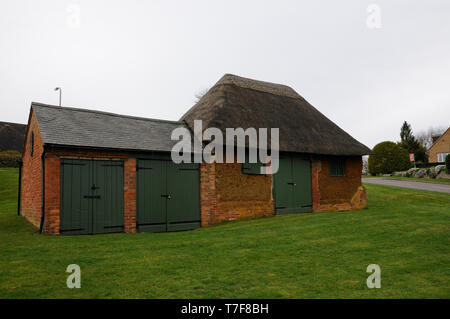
xmin=0 ymin=167 xmax=449 ymax=298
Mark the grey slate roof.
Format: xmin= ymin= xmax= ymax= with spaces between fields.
xmin=32 ymin=102 xmax=186 ymax=152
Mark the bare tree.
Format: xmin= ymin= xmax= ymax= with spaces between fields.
xmin=194 ymin=88 xmax=209 ymax=103
xmin=416 ymin=126 xmax=447 ymax=149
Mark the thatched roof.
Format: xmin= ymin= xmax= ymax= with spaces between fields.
xmin=0 ymin=121 xmax=26 ymax=152
xmin=181 ymin=74 xmax=371 ymax=156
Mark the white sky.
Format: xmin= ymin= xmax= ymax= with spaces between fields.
xmin=1 ymin=0 xmax=449 ymax=148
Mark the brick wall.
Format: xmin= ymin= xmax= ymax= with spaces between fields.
xmin=124 ymin=158 xmax=136 ymax=233
xmin=20 ymin=111 xmax=43 ymax=228
xmin=311 ymin=156 xmax=367 ymax=212
xmin=200 ymin=162 xmax=217 ymax=226
xmin=200 ymin=161 xmax=273 ymax=226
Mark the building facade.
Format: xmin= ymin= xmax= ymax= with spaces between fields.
xmin=20 ymin=74 xmax=370 ymax=235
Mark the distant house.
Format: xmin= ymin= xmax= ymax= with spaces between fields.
xmin=0 ymin=121 xmax=27 ymax=152
xmin=20 ymin=74 xmax=371 ymax=235
xmin=428 ymin=127 xmax=450 ymax=163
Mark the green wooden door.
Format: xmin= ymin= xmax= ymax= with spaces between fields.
xmin=292 ymin=156 xmax=312 ymax=210
xmin=137 ymin=159 xmax=167 ymax=232
xmin=92 ymin=160 xmax=124 ymax=234
xmin=60 ymin=159 xmax=92 ymax=235
xmin=273 ymin=154 xmax=293 ymax=211
xmin=137 ymin=159 xmax=200 ymax=232
xmin=166 ymin=162 xmax=200 ymax=231
xmin=274 ymin=153 xmax=312 ymax=214
xmin=60 ymin=159 xmax=124 ymax=235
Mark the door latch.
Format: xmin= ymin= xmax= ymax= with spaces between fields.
xmin=287 ymin=182 xmax=297 ymax=186
xmin=161 ymin=194 xmax=172 ymax=199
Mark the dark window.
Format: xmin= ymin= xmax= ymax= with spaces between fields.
xmin=242 ymin=160 xmax=265 ymax=175
xmin=30 ymin=131 xmax=34 ymax=156
xmin=329 ymin=158 xmax=345 ymax=177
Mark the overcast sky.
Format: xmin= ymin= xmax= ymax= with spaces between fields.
xmin=1 ymin=0 xmax=449 ymax=148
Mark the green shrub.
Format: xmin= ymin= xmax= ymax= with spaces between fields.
xmin=446 ymin=154 xmax=450 ymax=174
xmin=368 ymin=141 xmax=410 ymax=175
xmin=0 ymin=150 xmax=21 ymax=167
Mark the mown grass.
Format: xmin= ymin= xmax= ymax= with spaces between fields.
xmin=0 ymin=167 xmax=449 ymax=298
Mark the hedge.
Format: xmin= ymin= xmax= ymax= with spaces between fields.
xmin=368 ymin=141 xmax=410 ymax=175
xmin=0 ymin=150 xmax=21 ymax=168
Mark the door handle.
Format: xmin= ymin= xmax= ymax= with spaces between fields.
xmin=161 ymin=194 xmax=172 ymax=199
xmin=287 ymin=182 xmax=296 ymax=186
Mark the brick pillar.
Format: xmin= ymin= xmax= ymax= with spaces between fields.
xmin=200 ymin=162 xmax=217 ymax=226
xmin=311 ymin=157 xmax=321 ymax=212
xmin=43 ymin=155 xmax=60 ymax=234
xmin=124 ymin=158 xmax=137 ymax=233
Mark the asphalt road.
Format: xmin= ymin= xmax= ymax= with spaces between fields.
xmin=362 ymin=178 xmax=450 ymax=194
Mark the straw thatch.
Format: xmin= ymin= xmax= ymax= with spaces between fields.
xmin=181 ymin=74 xmax=371 ymax=156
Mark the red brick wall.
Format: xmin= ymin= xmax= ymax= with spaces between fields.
xmin=200 ymin=162 xmax=217 ymax=226
xmin=124 ymin=158 xmax=136 ymax=233
xmin=42 ymin=156 xmax=60 ymax=234
xmin=20 ymin=111 xmax=43 ymax=228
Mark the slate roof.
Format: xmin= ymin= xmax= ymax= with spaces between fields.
xmin=32 ymin=102 xmax=187 ymax=152
xmin=181 ymin=74 xmax=371 ymax=156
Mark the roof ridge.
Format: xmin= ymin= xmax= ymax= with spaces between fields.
xmin=31 ymin=102 xmax=182 ymax=125
xmin=428 ymin=126 xmax=450 ymax=150
xmin=217 ymin=74 xmax=301 ymax=99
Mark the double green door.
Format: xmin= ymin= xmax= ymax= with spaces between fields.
xmin=137 ymin=159 xmax=200 ymax=232
xmin=60 ymin=159 xmax=124 ymax=235
xmin=274 ymin=153 xmax=312 ymax=214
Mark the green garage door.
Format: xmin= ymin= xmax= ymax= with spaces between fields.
xmin=273 ymin=153 xmax=312 ymax=214
xmin=137 ymin=159 xmax=200 ymax=232
xmin=60 ymin=159 xmax=124 ymax=235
